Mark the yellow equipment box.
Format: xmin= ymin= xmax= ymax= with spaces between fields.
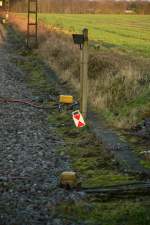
xmin=59 ymin=95 xmax=73 ymax=104
xmin=2 ymin=19 xmax=6 ymax=24
xmin=60 ymin=171 xmax=77 ymax=187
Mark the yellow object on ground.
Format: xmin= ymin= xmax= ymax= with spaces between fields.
xmin=60 ymin=171 xmax=77 ymax=187
xmin=2 ymin=19 xmax=6 ymax=24
xmin=59 ymin=95 xmax=73 ymax=104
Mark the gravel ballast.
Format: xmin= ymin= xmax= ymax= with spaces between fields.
xmin=0 ymin=27 xmax=82 ymax=225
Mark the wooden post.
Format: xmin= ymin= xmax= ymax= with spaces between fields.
xmin=80 ymin=28 xmax=88 ymax=118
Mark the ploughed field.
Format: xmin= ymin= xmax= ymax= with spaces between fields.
xmin=38 ymin=14 xmax=150 ymax=57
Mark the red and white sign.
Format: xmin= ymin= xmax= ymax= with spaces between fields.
xmin=72 ymin=110 xmax=86 ymax=128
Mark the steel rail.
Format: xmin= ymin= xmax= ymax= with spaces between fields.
xmin=80 ymin=182 xmax=150 ymax=197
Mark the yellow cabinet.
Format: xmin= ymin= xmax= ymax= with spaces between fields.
xmin=59 ymin=95 xmax=73 ymax=104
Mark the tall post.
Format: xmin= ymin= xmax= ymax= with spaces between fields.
xmin=5 ymin=0 xmax=9 ymax=22
xmin=27 ymin=0 xmax=30 ymax=47
xmin=35 ymin=0 xmax=38 ymax=44
xmin=80 ymin=28 xmax=88 ymax=118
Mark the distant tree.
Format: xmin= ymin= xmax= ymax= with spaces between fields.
xmin=9 ymin=0 xmax=150 ymax=14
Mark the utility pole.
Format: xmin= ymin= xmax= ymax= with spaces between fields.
xmin=1 ymin=0 xmax=9 ymax=24
xmin=5 ymin=0 xmax=9 ymax=22
xmin=27 ymin=0 xmax=38 ymax=48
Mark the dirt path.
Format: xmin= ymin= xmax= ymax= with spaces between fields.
xmin=88 ymin=112 xmax=150 ymax=177
xmin=0 ymin=26 xmax=82 ymax=225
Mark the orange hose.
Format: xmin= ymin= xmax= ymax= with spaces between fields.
xmin=0 ymin=97 xmax=51 ymax=110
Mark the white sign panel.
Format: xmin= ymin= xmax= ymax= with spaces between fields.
xmin=72 ymin=110 xmax=86 ymax=128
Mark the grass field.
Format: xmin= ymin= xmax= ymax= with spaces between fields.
xmin=38 ymin=14 xmax=150 ymax=57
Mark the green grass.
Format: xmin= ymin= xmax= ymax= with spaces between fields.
xmin=56 ymin=200 xmax=150 ymax=225
xmin=38 ymin=14 xmax=150 ymax=56
xmin=48 ymin=113 xmax=135 ymax=188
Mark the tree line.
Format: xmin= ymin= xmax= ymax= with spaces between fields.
xmin=9 ymin=0 xmax=150 ymax=14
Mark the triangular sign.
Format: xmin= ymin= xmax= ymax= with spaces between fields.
xmin=78 ymin=121 xmax=85 ymax=128
xmin=74 ymin=113 xmax=80 ymax=120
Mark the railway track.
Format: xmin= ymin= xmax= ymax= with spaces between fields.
xmin=1 ymin=175 xmax=150 ymax=199
xmin=81 ymin=181 xmax=150 ymax=198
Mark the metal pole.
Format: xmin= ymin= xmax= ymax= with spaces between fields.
xmin=27 ymin=0 xmax=30 ymax=47
xmin=27 ymin=0 xmax=38 ymax=48
xmin=80 ymin=28 xmax=88 ymax=118
xmin=5 ymin=0 xmax=9 ymax=22
xmin=35 ymin=0 xmax=38 ymax=45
